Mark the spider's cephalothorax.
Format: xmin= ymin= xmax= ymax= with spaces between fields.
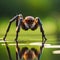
xmin=3 ymin=14 xmax=47 ymax=60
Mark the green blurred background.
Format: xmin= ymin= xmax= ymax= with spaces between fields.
xmin=0 ymin=0 xmax=60 ymax=60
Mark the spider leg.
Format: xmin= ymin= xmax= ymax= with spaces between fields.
xmin=15 ymin=18 xmax=22 ymax=60
xmin=3 ymin=15 xmax=18 ymax=40
xmin=38 ymin=35 xmax=46 ymax=60
xmin=35 ymin=17 xmax=47 ymax=60
xmin=3 ymin=15 xmax=18 ymax=60
xmin=37 ymin=17 xmax=47 ymax=44
xmin=38 ymin=41 xmax=45 ymax=60
xmin=4 ymin=42 xmax=12 ymax=60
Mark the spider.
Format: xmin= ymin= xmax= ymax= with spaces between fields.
xmin=3 ymin=14 xmax=47 ymax=41
xmin=3 ymin=14 xmax=47 ymax=60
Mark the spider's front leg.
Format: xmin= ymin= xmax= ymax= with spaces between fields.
xmin=3 ymin=15 xmax=18 ymax=60
xmin=3 ymin=15 xmax=18 ymax=40
xmin=35 ymin=17 xmax=47 ymax=44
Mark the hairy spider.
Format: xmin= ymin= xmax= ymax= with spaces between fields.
xmin=3 ymin=14 xmax=47 ymax=60
xmin=3 ymin=14 xmax=47 ymax=40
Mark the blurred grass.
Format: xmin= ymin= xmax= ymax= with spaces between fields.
xmin=0 ymin=17 xmax=60 ymax=60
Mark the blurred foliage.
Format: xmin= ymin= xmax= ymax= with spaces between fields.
xmin=0 ymin=0 xmax=60 ymax=17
